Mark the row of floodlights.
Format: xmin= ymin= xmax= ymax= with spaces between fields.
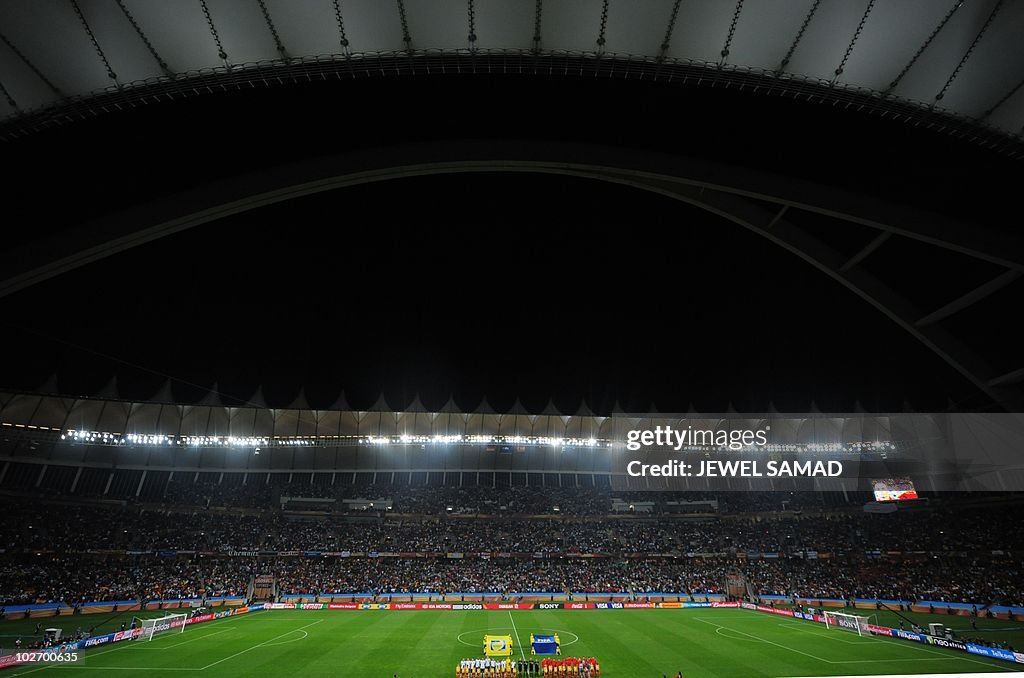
xmin=57 ymin=430 xmax=894 ymax=452
xmin=368 ymin=434 xmax=602 ymax=447
xmin=60 ymin=430 xmax=606 ymax=448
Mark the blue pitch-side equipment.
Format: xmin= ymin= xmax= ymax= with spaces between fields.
xmin=530 ymin=634 xmax=560 ymax=655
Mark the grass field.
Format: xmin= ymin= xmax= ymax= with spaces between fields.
xmin=3 ymin=608 xmax=1022 ymax=677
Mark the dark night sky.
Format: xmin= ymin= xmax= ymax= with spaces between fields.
xmin=1 ymin=73 xmax=1020 ymax=413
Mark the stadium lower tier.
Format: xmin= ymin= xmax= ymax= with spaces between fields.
xmin=2 ymin=554 xmax=1021 ymax=612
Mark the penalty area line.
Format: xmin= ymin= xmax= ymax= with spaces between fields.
xmin=197 ymin=618 xmax=324 ymax=671
xmin=7 ymin=614 xmax=267 ymax=677
xmin=130 ymin=628 xmax=234 ymax=650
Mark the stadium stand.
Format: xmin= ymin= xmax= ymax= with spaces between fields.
xmin=1 ymin=489 xmax=1021 ymax=614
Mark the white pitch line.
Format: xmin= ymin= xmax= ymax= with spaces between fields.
xmin=702 ymin=617 xmax=1019 ymax=671
xmin=774 ymin=622 xmax=875 ymax=645
xmin=508 ymin=611 xmax=526 ymax=660
xmin=196 ymin=618 xmax=323 ymax=671
xmin=695 ymin=619 xmax=955 ymax=665
xmin=772 ymin=618 xmax=1020 ymax=671
xmin=129 ymin=628 xmax=233 ymax=650
xmin=9 ymin=611 xmax=268 ymax=676
xmin=258 ymin=629 xmax=309 ymax=647
xmin=694 ymin=618 xmax=834 ymax=664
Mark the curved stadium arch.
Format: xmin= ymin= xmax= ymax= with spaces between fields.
xmin=2 ymin=140 xmax=1021 ymax=408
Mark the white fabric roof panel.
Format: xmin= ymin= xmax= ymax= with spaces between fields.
xmin=0 ymin=393 xmax=42 ymax=427
xmin=260 ymin=0 xmax=341 ymax=57
xmin=293 ymin=409 xmax=319 ymax=436
xmin=155 ymin=404 xmax=183 ymax=436
xmin=206 ymin=404 xmax=230 ymax=436
xmin=227 ymin=406 xmax=257 ymax=437
xmin=663 ymin=0 xmax=737 ymax=64
xmin=95 ymin=399 xmax=131 ymax=434
xmin=342 ymin=0 xmax=407 ymax=53
xmin=64 ymin=398 xmax=105 ymax=432
xmin=317 ymin=410 xmax=343 ymax=437
xmin=542 ymin=0 xmax=609 ymax=53
xmin=377 ymin=411 xmax=399 ymax=436
xmin=475 ymin=0 xmax=535 ymax=48
xmin=403 ymin=0 xmax=469 ymax=49
xmin=727 ymin=0 xmax=816 ymax=70
xmin=338 ymin=410 xmax=360 ymax=436
xmin=126 ymin=402 xmax=161 ymax=434
xmin=781 ymin=0 xmax=876 ymax=84
xmin=354 ymin=411 xmax=379 ymax=436
xmin=272 ymin=409 xmax=298 ymax=437
xmin=0 ymin=0 xmax=1020 ymax=140
xmin=30 ymin=397 xmax=74 ymax=430
xmin=252 ymin=408 xmax=275 ymax=436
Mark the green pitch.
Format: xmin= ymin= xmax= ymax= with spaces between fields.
xmin=4 ymin=608 xmax=1022 ymax=677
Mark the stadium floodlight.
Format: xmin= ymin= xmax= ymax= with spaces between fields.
xmin=140 ymin=613 xmax=188 ymax=641
xmin=823 ymin=611 xmax=870 ymax=636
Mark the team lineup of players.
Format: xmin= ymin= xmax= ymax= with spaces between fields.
xmin=456 ymin=657 xmax=600 ymax=676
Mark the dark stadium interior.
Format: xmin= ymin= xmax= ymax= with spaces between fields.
xmin=2 ymin=0 xmax=1024 ymax=674
xmin=2 ymin=78 xmax=1023 ymax=412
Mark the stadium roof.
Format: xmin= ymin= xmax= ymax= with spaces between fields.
xmin=0 ymin=388 xmax=906 ymax=446
xmin=1 ymin=0 xmax=1022 ymax=144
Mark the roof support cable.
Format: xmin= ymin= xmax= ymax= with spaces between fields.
xmin=885 ymin=0 xmax=962 ymax=94
xmin=332 ymin=0 xmax=351 ymax=54
xmin=719 ymin=0 xmax=745 ymax=67
xmin=776 ymin=0 xmax=820 ymax=75
xmin=256 ymin=0 xmax=289 ymax=61
xmin=657 ymin=0 xmax=682 ymax=64
xmin=115 ymin=0 xmax=173 ymax=78
xmin=199 ymin=0 xmax=230 ymax=66
xmin=69 ymin=0 xmax=118 ymax=84
xmin=981 ymin=76 xmax=1024 ymax=121
xmin=396 ymin=0 xmax=412 ymax=53
xmin=832 ymin=0 xmax=876 ymax=85
xmin=935 ymin=0 xmax=1004 ymax=103
xmin=331 ymin=0 xmax=353 ymax=76
xmin=0 ymin=32 xmax=63 ymax=97
xmin=596 ymin=0 xmax=609 ymax=58
xmin=532 ymin=0 xmax=543 ymax=55
xmin=467 ymin=0 xmax=477 ymax=52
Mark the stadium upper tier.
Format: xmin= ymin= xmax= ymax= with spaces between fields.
xmin=1 ymin=0 xmax=1022 ymax=148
